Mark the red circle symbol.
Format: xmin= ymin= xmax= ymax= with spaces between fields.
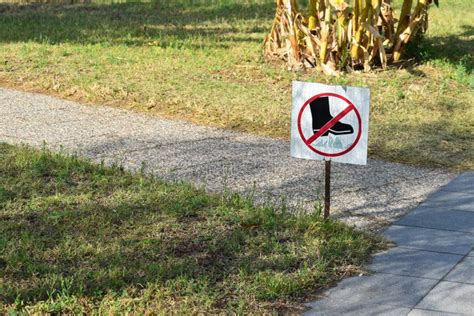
xmin=297 ymin=93 xmax=362 ymax=157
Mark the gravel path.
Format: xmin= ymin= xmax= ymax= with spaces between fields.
xmin=0 ymin=87 xmax=456 ymax=230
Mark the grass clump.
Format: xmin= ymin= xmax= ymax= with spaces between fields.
xmin=0 ymin=1 xmax=471 ymax=170
xmin=0 ymin=143 xmax=383 ymax=313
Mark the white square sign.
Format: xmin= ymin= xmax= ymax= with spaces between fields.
xmin=291 ymin=81 xmax=370 ymax=165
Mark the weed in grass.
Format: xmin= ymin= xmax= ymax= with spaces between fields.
xmin=0 ymin=143 xmax=384 ymax=313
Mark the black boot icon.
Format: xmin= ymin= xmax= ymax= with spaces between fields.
xmin=310 ymin=97 xmax=354 ymax=136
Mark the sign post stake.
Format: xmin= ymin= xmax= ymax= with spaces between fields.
xmin=324 ymin=159 xmax=331 ymax=219
xmin=291 ymin=81 xmax=370 ymax=219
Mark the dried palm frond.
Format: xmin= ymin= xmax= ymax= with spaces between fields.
xmin=264 ymin=0 xmax=438 ymax=73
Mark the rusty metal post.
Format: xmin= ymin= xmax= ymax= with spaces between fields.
xmin=324 ymin=159 xmax=331 ymax=219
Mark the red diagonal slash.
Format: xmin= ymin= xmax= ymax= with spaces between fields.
xmin=304 ymin=104 xmax=355 ymax=145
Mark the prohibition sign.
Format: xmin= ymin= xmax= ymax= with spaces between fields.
xmin=297 ymin=93 xmax=362 ymax=157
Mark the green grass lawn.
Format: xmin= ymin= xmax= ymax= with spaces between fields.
xmin=0 ymin=143 xmax=383 ymax=313
xmin=0 ymin=0 xmax=472 ymax=170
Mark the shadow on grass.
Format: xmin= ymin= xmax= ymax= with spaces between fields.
xmin=0 ymin=0 xmax=274 ymax=48
xmin=0 ymin=184 xmax=275 ymax=305
xmin=0 ymin=143 xmax=379 ymax=311
xmin=407 ymin=25 xmax=474 ymax=72
xmin=1 ymin=203 xmax=244 ymax=303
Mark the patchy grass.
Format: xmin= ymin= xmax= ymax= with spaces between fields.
xmin=0 ymin=0 xmax=472 ymax=170
xmin=0 ymin=143 xmax=383 ymax=314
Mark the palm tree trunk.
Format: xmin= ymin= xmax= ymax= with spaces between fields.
xmin=395 ymin=0 xmax=413 ymax=40
xmin=320 ymin=0 xmax=332 ymax=64
xmin=393 ymin=0 xmax=429 ymax=61
xmin=308 ymin=0 xmax=318 ymax=30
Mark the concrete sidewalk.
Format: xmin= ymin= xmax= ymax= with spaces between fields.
xmin=0 ymin=87 xmax=455 ymax=230
xmin=306 ymin=172 xmax=474 ymax=315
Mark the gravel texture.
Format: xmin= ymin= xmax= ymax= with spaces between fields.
xmin=0 ymin=87 xmax=457 ymax=230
